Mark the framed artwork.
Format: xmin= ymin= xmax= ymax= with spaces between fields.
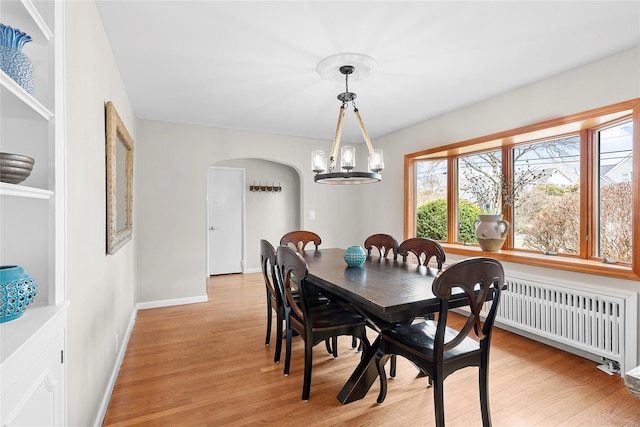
xmin=106 ymin=101 xmax=134 ymax=254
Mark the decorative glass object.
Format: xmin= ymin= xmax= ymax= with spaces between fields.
xmin=311 ymin=150 xmax=326 ymax=173
xmin=344 ymin=245 xmax=366 ymax=267
xmin=369 ymin=149 xmax=384 ymax=173
xmin=341 ymin=145 xmax=355 ymax=171
xmin=0 ymin=265 xmax=37 ymax=323
xmin=0 ymin=23 xmax=34 ymax=94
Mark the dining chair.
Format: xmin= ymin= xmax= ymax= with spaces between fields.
xmin=276 ymin=245 xmax=371 ymax=401
xmin=397 ymin=237 xmax=446 ymax=268
xmin=350 ymin=233 xmax=400 ymax=354
xmin=364 ymin=233 xmax=399 ymax=260
xmin=374 ymin=257 xmax=505 ymax=427
xmin=260 ymin=239 xmax=284 ymax=363
xmin=375 ymin=237 xmax=446 ymax=378
xmin=279 ymin=230 xmax=340 ymax=356
xmin=280 ymin=230 xmax=322 ymax=253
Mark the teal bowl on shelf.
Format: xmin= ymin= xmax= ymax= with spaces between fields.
xmin=344 ymin=245 xmax=366 ymax=267
xmin=0 ymin=265 xmax=37 ymax=323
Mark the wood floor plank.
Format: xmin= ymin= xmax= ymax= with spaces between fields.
xmin=102 ymin=272 xmax=640 ymax=426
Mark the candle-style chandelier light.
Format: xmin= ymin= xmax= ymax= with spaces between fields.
xmin=312 ymin=56 xmax=383 ymax=185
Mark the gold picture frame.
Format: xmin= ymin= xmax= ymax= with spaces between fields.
xmin=106 ymin=101 xmax=134 ymax=254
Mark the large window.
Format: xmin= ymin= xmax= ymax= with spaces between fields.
xmin=405 ymin=99 xmax=639 ymax=279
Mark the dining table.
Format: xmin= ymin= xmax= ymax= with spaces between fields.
xmin=300 ymin=248 xmax=473 ymax=405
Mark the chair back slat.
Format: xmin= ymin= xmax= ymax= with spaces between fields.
xmin=260 ymin=239 xmax=280 ymax=304
xmin=364 ymin=233 xmax=399 ymax=260
xmin=276 ymin=245 xmax=308 ymax=321
xmin=398 ymin=237 xmax=446 ymax=268
xmin=280 ymin=230 xmax=322 ymax=253
xmin=432 ymin=257 xmax=504 ymax=353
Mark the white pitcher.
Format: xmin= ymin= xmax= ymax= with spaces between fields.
xmin=474 ymin=214 xmax=510 ymax=252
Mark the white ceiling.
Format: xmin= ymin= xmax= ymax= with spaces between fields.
xmin=95 ymin=1 xmax=640 ymax=144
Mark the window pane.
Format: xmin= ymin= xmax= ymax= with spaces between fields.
xmin=597 ymin=121 xmax=633 ymax=263
xmin=416 ymin=159 xmax=447 ymax=240
xmin=515 ymin=136 xmax=581 ymax=254
xmin=457 ymin=151 xmax=501 ymax=243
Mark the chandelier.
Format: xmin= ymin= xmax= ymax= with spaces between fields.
xmin=312 ymin=56 xmax=383 ymax=184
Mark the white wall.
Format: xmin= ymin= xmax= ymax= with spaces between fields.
xmin=136 ymin=121 xmax=369 ymax=303
xmin=65 ymin=2 xmax=137 ymax=425
xmin=214 ymin=159 xmax=301 ymax=271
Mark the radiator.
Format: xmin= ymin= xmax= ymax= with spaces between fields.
xmin=459 ymin=273 xmax=638 ymax=376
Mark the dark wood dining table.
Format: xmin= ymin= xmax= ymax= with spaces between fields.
xmin=301 ymin=248 xmax=460 ymax=404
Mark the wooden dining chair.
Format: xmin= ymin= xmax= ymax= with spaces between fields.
xmin=276 ymin=245 xmax=371 ymax=401
xmin=260 ymin=239 xmax=284 ymax=363
xmin=364 ymin=233 xmax=399 ymax=260
xmin=397 ymin=237 xmax=446 ymax=269
xmin=374 ymin=257 xmax=505 ymax=427
xmin=279 ymin=230 xmax=340 ymax=356
xmin=373 ymin=237 xmax=445 ymax=378
xmin=280 ymin=230 xmax=322 ymax=253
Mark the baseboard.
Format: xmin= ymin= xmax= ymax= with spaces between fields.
xmin=93 ymin=306 xmax=138 ymax=427
xmin=136 ymin=294 xmax=208 ymax=310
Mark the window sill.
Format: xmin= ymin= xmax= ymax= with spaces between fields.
xmin=441 ymin=243 xmax=639 ymax=281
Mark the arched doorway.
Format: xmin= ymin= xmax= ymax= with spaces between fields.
xmin=209 ymin=158 xmax=301 ymax=273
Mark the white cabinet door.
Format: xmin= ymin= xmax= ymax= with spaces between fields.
xmin=1 ymin=306 xmax=66 ymax=426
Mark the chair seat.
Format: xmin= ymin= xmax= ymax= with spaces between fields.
xmin=382 ymin=320 xmax=480 ymax=360
xmin=310 ymin=303 xmax=366 ymax=329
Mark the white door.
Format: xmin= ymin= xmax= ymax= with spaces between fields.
xmin=207 ymin=167 xmax=244 ymax=275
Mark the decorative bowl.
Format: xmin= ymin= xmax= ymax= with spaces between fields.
xmin=0 ymin=152 xmax=35 ymax=184
xmin=344 ymin=245 xmax=366 ymax=267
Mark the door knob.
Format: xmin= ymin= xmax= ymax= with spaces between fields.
xmin=209 ymin=226 xmax=219 ymax=231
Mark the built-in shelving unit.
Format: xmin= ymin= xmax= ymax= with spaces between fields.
xmin=0 ymin=0 xmax=66 ymax=424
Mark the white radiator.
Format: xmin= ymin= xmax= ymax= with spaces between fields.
xmin=459 ymin=273 xmax=638 ymax=376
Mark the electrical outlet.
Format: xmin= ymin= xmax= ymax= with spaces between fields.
xmin=115 ymin=333 xmax=119 ymax=354
xmin=310 ymin=210 xmax=316 ymax=219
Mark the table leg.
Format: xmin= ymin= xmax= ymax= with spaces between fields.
xmin=337 ymin=335 xmax=381 ymax=404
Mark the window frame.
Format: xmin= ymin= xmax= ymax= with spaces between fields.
xmin=404 ymin=98 xmax=640 ymax=280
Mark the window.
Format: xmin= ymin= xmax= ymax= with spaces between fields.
xmin=405 ymin=99 xmax=640 ymax=279
xmin=595 ymin=120 xmax=633 ymax=263
xmin=514 ymin=136 xmax=581 ymax=254
xmin=457 ymin=150 xmax=501 ymax=243
xmin=415 ymin=159 xmax=447 ymax=240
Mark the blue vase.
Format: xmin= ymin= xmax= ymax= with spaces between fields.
xmin=0 ymin=23 xmax=34 ymax=94
xmin=344 ymin=245 xmax=366 ymax=267
xmin=1 ymin=265 xmax=37 ymax=323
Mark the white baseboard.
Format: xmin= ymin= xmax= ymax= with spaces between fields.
xmin=136 ymin=294 xmax=208 ymax=310
xmin=93 ymin=306 xmax=138 ymax=427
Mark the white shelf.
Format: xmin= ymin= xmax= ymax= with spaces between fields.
xmin=1 ymin=0 xmax=65 ymax=423
xmin=1 ymin=0 xmax=53 ymax=41
xmin=0 ymin=70 xmax=53 ymax=121
xmin=0 ymin=182 xmax=53 ymax=199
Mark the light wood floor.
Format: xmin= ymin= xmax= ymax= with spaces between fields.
xmin=103 ymin=273 xmax=640 ymax=426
